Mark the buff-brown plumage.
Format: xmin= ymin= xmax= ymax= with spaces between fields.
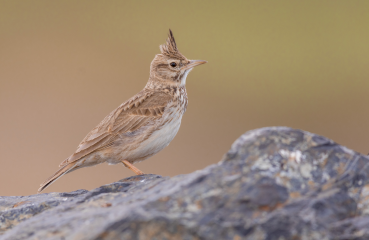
xmin=159 ymin=29 xmax=186 ymax=60
xmin=58 ymin=90 xmax=171 ymax=167
xmin=38 ymin=29 xmax=206 ymax=193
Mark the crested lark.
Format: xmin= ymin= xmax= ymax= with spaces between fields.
xmin=38 ymin=30 xmax=206 ymax=193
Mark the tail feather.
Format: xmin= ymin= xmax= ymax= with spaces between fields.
xmin=37 ymin=162 xmax=78 ymax=193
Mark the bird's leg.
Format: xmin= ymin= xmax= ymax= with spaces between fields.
xmin=121 ymin=160 xmax=144 ymax=175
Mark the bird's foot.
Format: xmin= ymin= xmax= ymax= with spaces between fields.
xmin=121 ymin=160 xmax=144 ymax=175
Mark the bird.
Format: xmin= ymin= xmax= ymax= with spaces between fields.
xmin=37 ymin=29 xmax=207 ymax=193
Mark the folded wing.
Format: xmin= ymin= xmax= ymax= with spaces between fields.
xmin=58 ymin=90 xmax=172 ymax=167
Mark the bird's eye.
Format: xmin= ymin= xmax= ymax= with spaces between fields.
xmin=170 ymin=62 xmax=177 ymax=67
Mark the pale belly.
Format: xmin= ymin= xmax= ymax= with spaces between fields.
xmin=78 ymin=100 xmax=186 ymax=168
xmin=125 ymin=116 xmax=182 ymax=162
xmin=97 ymin=112 xmax=183 ymax=165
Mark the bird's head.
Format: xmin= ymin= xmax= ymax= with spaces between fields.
xmin=147 ymin=30 xmax=206 ymax=88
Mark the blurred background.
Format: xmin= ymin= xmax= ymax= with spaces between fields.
xmin=1 ymin=1 xmax=369 ymax=196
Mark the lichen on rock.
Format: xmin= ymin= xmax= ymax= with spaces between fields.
xmin=1 ymin=127 xmax=369 ymax=240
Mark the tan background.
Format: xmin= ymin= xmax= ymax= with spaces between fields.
xmin=1 ymin=1 xmax=369 ymax=196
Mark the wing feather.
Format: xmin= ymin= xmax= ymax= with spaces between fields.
xmin=59 ymin=90 xmax=172 ymax=167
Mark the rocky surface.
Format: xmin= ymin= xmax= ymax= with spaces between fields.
xmin=1 ymin=127 xmax=369 ymax=240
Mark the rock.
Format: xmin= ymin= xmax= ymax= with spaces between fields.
xmin=1 ymin=127 xmax=369 ymax=240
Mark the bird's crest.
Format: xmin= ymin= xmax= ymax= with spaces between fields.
xmin=160 ymin=29 xmax=186 ymax=60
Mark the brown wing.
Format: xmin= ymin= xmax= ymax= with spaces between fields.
xmin=59 ymin=89 xmax=173 ymax=167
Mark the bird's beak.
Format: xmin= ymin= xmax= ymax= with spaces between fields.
xmin=183 ymin=60 xmax=207 ymax=70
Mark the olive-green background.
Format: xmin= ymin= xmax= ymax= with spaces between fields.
xmin=1 ymin=1 xmax=369 ymax=196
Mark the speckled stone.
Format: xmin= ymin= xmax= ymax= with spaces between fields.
xmin=1 ymin=127 xmax=369 ymax=240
